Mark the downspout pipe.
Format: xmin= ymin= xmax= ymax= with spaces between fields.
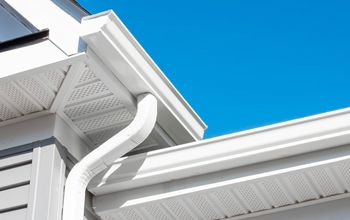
xmin=62 ymin=93 xmax=157 ymax=220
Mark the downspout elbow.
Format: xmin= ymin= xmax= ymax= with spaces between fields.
xmin=62 ymin=93 xmax=158 ymax=220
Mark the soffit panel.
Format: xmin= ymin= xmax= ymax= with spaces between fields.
xmin=0 ymin=66 xmax=67 ymax=121
xmin=93 ymin=147 xmax=350 ymax=220
xmin=0 ymin=52 xmax=173 ymax=154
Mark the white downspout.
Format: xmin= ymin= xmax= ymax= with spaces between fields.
xmin=62 ymin=93 xmax=157 ymax=220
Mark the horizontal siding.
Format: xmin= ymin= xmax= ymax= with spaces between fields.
xmin=0 ymin=185 xmax=29 ymax=211
xmin=0 ymin=164 xmax=31 ymax=189
xmin=0 ymin=152 xmax=32 ymax=169
xmin=0 ymin=151 xmax=33 ymax=220
xmin=0 ymin=208 xmax=27 ymax=220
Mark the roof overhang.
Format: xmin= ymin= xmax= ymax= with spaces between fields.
xmin=80 ymin=11 xmax=207 ymax=143
xmin=90 ymin=107 xmax=350 ymax=193
xmin=89 ymin=108 xmax=350 ymax=219
xmin=0 ymin=44 xmax=173 ymax=156
xmin=0 ymin=10 xmax=206 ymax=158
xmin=93 ymin=144 xmax=350 ymax=220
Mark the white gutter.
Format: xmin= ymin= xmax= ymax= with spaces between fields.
xmin=92 ymin=145 xmax=350 ymax=219
xmin=62 ymin=93 xmax=157 ymax=220
xmin=89 ymin=107 xmax=350 ymax=194
xmin=81 ymin=10 xmax=206 ymax=143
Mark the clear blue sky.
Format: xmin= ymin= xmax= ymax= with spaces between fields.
xmin=78 ymin=0 xmax=350 ymax=139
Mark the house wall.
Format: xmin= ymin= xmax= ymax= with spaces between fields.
xmin=0 ymin=140 xmax=66 ymax=220
xmin=0 ymin=140 xmax=99 ymax=220
xmin=5 ymin=0 xmax=87 ymax=55
xmin=0 ymin=151 xmax=32 ymax=220
xmin=0 ymin=3 xmax=32 ymax=41
xmin=248 ymin=197 xmax=350 ymax=220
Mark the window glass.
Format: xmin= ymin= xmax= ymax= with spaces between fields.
xmin=0 ymin=5 xmax=32 ymax=42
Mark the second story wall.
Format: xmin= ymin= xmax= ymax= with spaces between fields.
xmin=3 ymin=0 xmax=88 ymax=55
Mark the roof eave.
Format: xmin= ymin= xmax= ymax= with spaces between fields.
xmin=90 ymin=107 xmax=350 ymax=194
xmin=92 ymin=139 xmax=350 ymax=220
xmin=80 ymin=10 xmax=207 ymax=144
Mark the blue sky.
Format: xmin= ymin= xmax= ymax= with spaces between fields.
xmin=78 ymin=1 xmax=350 ymax=138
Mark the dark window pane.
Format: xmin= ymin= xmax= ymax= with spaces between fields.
xmin=0 ymin=5 xmax=32 ymax=42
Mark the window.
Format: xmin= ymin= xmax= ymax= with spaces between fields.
xmin=0 ymin=0 xmax=37 ymax=42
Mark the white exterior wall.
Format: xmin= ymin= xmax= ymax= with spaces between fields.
xmin=0 ymin=142 xmax=66 ymax=220
xmin=0 ymin=141 xmax=98 ymax=220
xmin=248 ymin=197 xmax=350 ymax=220
xmin=0 ymin=152 xmax=32 ymax=220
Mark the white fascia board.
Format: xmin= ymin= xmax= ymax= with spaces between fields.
xmin=80 ymin=11 xmax=207 ymax=143
xmin=5 ymin=0 xmax=86 ymax=55
xmin=0 ymin=40 xmax=69 ymax=79
xmin=0 ymin=113 xmax=90 ymax=159
xmin=89 ymin=107 xmax=350 ymax=194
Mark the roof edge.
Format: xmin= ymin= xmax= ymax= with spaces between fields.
xmin=89 ymin=107 xmax=350 ymax=193
xmin=80 ymin=10 xmax=207 ymax=143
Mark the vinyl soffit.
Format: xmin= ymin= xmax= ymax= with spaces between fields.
xmin=95 ymin=155 xmax=350 ymax=220
xmin=59 ymin=62 xmax=172 ymax=152
xmin=0 ymin=66 xmax=67 ymax=121
xmin=0 ymin=9 xmax=206 ymax=146
xmin=0 ymin=58 xmax=172 ymax=153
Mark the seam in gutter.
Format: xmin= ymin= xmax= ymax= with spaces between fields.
xmin=62 ymin=93 xmax=157 ymax=220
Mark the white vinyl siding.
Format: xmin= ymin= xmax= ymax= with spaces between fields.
xmin=0 ymin=152 xmax=32 ymax=220
xmin=0 ymin=142 xmax=98 ymax=220
xmin=0 ymin=185 xmax=30 ymax=210
xmin=0 ymin=163 xmax=31 ymax=189
xmin=0 ymin=209 xmax=27 ymax=220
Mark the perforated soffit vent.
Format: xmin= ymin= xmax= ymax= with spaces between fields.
xmin=0 ymin=67 xmax=66 ymax=120
xmin=95 ymin=155 xmax=350 ymax=220
xmin=0 ymin=59 xmax=172 ymax=153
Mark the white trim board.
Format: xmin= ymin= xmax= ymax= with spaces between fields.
xmin=0 ymin=113 xmax=90 ymax=160
xmin=0 ymin=40 xmax=70 ymax=79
